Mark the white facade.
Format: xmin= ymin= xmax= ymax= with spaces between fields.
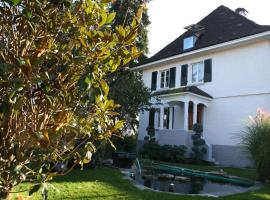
xmin=136 ymin=36 xmax=270 ymax=167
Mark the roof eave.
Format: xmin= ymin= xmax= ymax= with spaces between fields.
xmin=155 ymin=91 xmax=213 ymax=101
xmin=132 ymin=30 xmax=270 ymax=71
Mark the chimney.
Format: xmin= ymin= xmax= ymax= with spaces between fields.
xmin=235 ymin=8 xmax=248 ymax=17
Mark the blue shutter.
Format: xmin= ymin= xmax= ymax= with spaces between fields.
xmin=169 ymin=67 xmax=176 ymax=88
xmin=151 ymin=71 xmax=157 ymax=91
xmin=181 ymin=64 xmax=188 ymax=86
xmin=204 ymin=59 xmax=212 ymax=82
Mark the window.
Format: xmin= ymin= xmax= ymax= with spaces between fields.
xmin=160 ymin=70 xmax=170 ymax=88
xmin=183 ymin=36 xmax=196 ymax=50
xmin=192 ymin=62 xmax=204 ymax=83
xmin=163 ymin=107 xmax=170 ymax=129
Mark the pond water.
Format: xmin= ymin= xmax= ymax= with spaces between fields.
xmin=136 ymin=175 xmax=255 ymax=196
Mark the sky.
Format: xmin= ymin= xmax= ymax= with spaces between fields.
xmin=147 ymin=0 xmax=270 ymax=56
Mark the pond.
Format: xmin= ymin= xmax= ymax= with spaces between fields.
xmin=131 ymin=172 xmax=260 ymax=197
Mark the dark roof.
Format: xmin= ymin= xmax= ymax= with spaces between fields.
xmin=133 ymin=5 xmax=270 ymax=67
xmin=152 ymin=86 xmax=213 ymax=99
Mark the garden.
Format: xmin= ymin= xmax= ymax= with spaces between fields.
xmin=1 ymin=0 xmax=270 ymax=199
xmin=11 ymin=167 xmax=270 ymax=200
xmin=12 ymin=110 xmax=270 ymax=199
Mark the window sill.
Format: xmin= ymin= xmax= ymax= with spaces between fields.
xmin=154 ymin=87 xmax=170 ymax=92
xmin=188 ymin=82 xmax=204 ymax=87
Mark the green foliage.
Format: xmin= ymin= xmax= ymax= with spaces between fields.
xmin=0 ymin=0 xmax=143 ymax=197
xmin=91 ymin=134 xmax=137 ymax=166
xmin=242 ymin=109 xmax=270 ymax=181
xmin=141 ymin=143 xmax=187 ymax=163
xmin=29 ymin=184 xmax=41 ymax=196
xmin=111 ymin=135 xmax=137 ymax=153
xmin=191 ymin=124 xmax=207 ymax=162
xmin=107 ymin=0 xmax=152 ymax=136
xmin=193 ymin=123 xmax=203 ymax=134
xmin=108 ymin=69 xmax=151 ymax=133
xmin=110 ymin=0 xmax=151 ymax=60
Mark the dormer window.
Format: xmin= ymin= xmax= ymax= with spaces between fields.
xmin=183 ymin=36 xmax=196 ymax=50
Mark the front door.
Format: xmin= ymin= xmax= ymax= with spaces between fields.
xmin=188 ymin=103 xmax=204 ymax=130
xmin=197 ymin=104 xmax=204 ymax=125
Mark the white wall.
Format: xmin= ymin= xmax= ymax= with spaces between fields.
xmin=198 ymin=41 xmax=270 ymax=98
xmin=173 ymin=104 xmax=184 ymax=129
xmin=139 ymin=40 xmax=270 ymax=146
xmin=204 ymin=93 xmax=270 ymax=145
xmin=138 ymin=110 xmax=149 ymax=140
xmin=142 ymin=41 xmax=270 ymax=97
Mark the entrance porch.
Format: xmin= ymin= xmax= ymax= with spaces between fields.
xmin=148 ymin=91 xmax=212 ymax=160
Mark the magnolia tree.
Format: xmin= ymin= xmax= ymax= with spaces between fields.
xmin=0 ymin=0 xmax=142 ymax=198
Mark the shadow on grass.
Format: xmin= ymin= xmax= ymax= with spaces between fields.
xmin=52 ymin=167 xmax=124 ymax=182
xmin=49 ymin=167 xmax=200 ymax=200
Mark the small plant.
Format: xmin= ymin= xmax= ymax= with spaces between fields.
xmin=191 ymin=123 xmax=207 ymax=163
xmin=146 ymin=126 xmax=156 ymax=139
xmin=141 ymin=143 xmax=187 ymax=163
xmin=144 ymin=126 xmax=156 ymax=142
xmin=242 ymin=108 xmax=270 ymax=181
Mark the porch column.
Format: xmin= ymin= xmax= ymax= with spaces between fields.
xmin=169 ymin=106 xmax=173 ymax=130
xmin=154 ymin=110 xmax=159 ymax=129
xmin=184 ymin=101 xmax=189 ymax=131
xmin=160 ymin=106 xmax=164 ymax=129
xmin=193 ymin=102 xmax=198 ymax=125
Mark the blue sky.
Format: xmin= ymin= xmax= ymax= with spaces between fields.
xmin=147 ymin=0 xmax=270 ymax=56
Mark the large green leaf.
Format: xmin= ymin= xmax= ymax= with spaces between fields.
xmin=29 ymin=184 xmax=41 ymax=196
xmin=106 ymin=12 xmax=116 ymax=24
xmin=11 ymin=0 xmax=21 ymax=5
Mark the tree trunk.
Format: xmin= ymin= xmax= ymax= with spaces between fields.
xmin=0 ymin=191 xmax=10 ymax=199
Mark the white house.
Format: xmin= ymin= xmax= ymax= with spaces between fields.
xmin=132 ymin=5 xmax=270 ymax=167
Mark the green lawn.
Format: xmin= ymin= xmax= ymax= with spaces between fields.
xmin=12 ymin=166 xmax=270 ymax=200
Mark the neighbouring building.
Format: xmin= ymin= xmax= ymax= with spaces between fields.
xmin=132 ymin=5 xmax=270 ymax=167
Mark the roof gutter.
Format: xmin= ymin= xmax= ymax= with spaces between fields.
xmin=132 ymin=30 xmax=270 ymax=70
xmin=156 ymin=92 xmax=213 ymax=101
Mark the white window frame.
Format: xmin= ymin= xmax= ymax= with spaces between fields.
xmin=183 ymin=36 xmax=196 ymax=50
xmin=191 ymin=62 xmax=204 ymax=84
xmin=163 ymin=107 xmax=170 ymax=129
xmin=160 ymin=69 xmax=170 ymax=89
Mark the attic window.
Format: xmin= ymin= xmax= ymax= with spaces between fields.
xmin=183 ymin=36 xmax=196 ymax=50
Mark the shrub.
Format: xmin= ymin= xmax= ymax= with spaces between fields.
xmin=146 ymin=125 xmax=155 ymax=140
xmin=111 ymin=134 xmax=137 ymax=153
xmin=242 ymin=109 xmax=270 ymax=181
xmin=193 ymin=123 xmax=203 ymax=134
xmin=141 ymin=142 xmax=187 ymax=163
xmin=191 ymin=123 xmax=207 ymax=162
